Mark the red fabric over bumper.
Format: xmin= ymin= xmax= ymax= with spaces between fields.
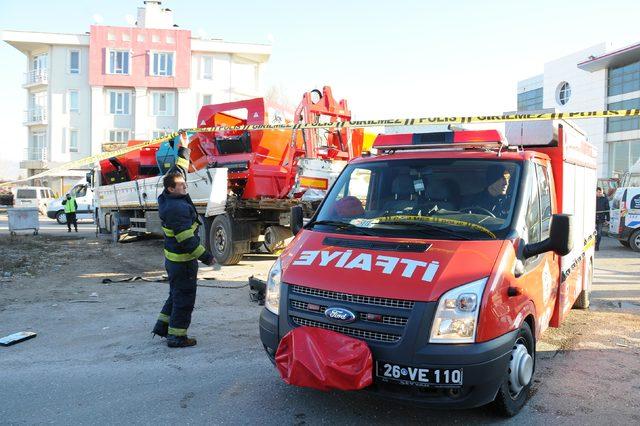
xmin=275 ymin=326 xmax=373 ymax=391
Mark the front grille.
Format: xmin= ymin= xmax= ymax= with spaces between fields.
xmin=291 ymin=316 xmax=401 ymax=343
xmin=290 ymin=300 xmax=408 ymax=326
xmin=290 ymin=284 xmax=415 ymax=310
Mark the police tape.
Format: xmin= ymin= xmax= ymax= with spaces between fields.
xmin=0 ymin=132 xmax=179 ymax=187
xmin=2 ymin=108 xmax=640 ymax=187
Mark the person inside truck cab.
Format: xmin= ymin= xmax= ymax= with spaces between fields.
xmin=464 ymin=165 xmax=513 ymax=218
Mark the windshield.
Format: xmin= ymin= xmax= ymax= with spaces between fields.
xmin=16 ymin=189 xmax=37 ymax=199
xmin=312 ymin=158 xmax=522 ymax=240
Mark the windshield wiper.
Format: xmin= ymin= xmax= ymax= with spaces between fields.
xmin=373 ymin=220 xmax=473 ymax=240
xmin=307 ymin=220 xmax=377 ymax=236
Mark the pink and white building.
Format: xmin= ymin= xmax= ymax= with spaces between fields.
xmin=2 ymin=1 xmax=271 ymax=192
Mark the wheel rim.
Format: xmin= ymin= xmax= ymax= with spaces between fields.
xmin=59 ymin=213 xmax=66 ymax=223
xmin=508 ymin=338 xmax=533 ymax=398
xmin=215 ymin=226 xmax=227 ymax=253
xmin=634 ymin=233 xmax=640 ymax=249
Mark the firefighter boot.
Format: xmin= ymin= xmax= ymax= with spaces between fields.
xmin=151 ymin=320 xmax=168 ymax=338
xmin=167 ymin=335 xmax=197 ymax=348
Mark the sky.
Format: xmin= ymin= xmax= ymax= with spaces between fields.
xmin=1 ymin=0 xmax=640 ymax=177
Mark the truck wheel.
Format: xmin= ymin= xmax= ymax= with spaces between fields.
xmin=620 ymin=240 xmax=630 ymax=248
xmin=492 ymin=322 xmax=535 ymax=417
xmin=210 ymin=215 xmax=244 ymax=265
xmin=574 ymin=259 xmax=592 ymax=310
xmin=55 ymin=210 xmax=67 ymax=225
xmin=629 ymin=229 xmax=640 ymax=252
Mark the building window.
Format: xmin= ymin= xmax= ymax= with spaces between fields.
xmin=109 ymin=129 xmax=131 ymax=143
xmin=517 ymin=87 xmax=543 ymax=111
xmin=166 ymin=36 xmax=175 ymax=44
xmin=108 ymin=50 xmax=130 ymax=75
xmin=70 ymin=129 xmax=79 ymax=153
xmin=607 ymin=98 xmax=640 ymax=133
xmin=107 ymin=33 xmax=115 ymax=41
xmin=69 ymin=50 xmax=80 ymax=74
xmin=151 ymin=52 xmax=174 ymax=76
xmin=152 ymin=91 xmax=175 ymax=116
xmin=122 ymin=33 xmax=130 ymax=42
xmin=609 ymin=139 xmax=640 ymax=175
xmin=152 ymin=34 xmax=160 ymax=43
xmin=61 ymin=128 xmax=66 ymax=153
xmin=137 ymin=34 xmax=145 ymax=42
xmin=108 ymin=91 xmax=131 ymax=115
xmin=201 ymin=56 xmax=213 ymax=79
xmin=202 ymin=94 xmax=212 ymax=106
xmin=152 ymin=129 xmax=171 ymax=139
xmin=608 ymin=61 xmax=640 ymax=97
xmin=556 ymin=82 xmax=571 ymax=106
xmin=69 ymin=90 xmax=79 ymax=112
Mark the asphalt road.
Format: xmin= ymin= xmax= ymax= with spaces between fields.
xmin=0 ymin=212 xmax=95 ymax=237
xmin=0 ymin=233 xmax=638 ymax=425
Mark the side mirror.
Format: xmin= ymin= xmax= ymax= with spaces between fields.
xmin=523 ymin=214 xmax=573 ymax=258
xmin=290 ymin=206 xmax=304 ymax=236
xmin=85 ymin=171 xmax=92 ymax=185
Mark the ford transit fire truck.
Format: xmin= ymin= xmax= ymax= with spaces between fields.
xmin=259 ymin=120 xmax=596 ymax=416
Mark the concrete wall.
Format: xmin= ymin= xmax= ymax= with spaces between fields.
xmin=542 ymin=44 xmax=608 ymax=176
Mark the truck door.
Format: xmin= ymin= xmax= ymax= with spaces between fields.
xmin=516 ymin=162 xmax=559 ymax=335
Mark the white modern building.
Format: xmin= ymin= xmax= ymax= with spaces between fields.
xmin=517 ymin=42 xmax=640 ymax=178
xmin=2 ymin=0 xmax=271 ymax=194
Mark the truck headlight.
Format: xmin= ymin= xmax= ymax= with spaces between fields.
xmin=429 ymin=278 xmax=487 ymax=344
xmin=265 ymin=258 xmax=282 ymax=315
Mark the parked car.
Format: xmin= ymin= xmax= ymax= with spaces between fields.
xmin=47 ymin=180 xmax=95 ymax=224
xmin=13 ymin=186 xmax=57 ymax=215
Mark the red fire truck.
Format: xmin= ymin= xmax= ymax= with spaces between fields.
xmin=259 ymin=120 xmax=596 ymax=416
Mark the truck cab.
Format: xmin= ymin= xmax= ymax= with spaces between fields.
xmin=259 ymin=122 xmax=596 ymax=416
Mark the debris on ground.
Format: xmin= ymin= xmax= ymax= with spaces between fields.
xmin=0 ymin=331 xmax=37 ymax=346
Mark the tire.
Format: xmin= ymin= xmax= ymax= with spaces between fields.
xmin=492 ymin=322 xmax=535 ymax=417
xmin=210 ymin=214 xmax=244 ymax=265
xmin=620 ymin=240 xmax=630 ymax=248
xmin=629 ymin=229 xmax=640 ymax=253
xmin=574 ymin=259 xmax=592 ymax=310
xmin=55 ymin=210 xmax=67 ymax=225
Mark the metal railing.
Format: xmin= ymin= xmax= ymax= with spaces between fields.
xmin=24 ymin=69 xmax=48 ymax=86
xmin=24 ymin=107 xmax=48 ymax=124
xmin=24 ymin=147 xmax=48 ymax=161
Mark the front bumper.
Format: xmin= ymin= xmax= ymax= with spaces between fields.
xmin=259 ymin=285 xmax=518 ymax=409
xmin=46 ymin=211 xmax=57 ymax=220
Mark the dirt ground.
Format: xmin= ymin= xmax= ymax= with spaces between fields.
xmin=0 ymin=228 xmax=639 ymax=424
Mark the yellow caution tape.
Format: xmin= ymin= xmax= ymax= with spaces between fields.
xmin=3 ymin=108 xmax=640 ymax=187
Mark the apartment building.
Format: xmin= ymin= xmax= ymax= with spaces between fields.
xmin=2 ymin=1 xmax=271 ymax=193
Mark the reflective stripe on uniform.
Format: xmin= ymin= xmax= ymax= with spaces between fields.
xmin=162 ymin=222 xmax=198 ymax=240
xmin=158 ymin=313 xmax=170 ymax=323
xmin=164 ymin=244 xmax=206 ymax=262
xmin=168 ymin=327 xmax=187 ymax=337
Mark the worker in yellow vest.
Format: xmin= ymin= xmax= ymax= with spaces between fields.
xmin=62 ymin=194 xmax=78 ymax=232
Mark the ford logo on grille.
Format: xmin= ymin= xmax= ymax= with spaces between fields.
xmin=324 ymin=307 xmax=356 ymax=323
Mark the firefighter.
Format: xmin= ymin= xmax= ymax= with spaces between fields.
xmin=62 ymin=193 xmax=78 ymax=232
xmin=152 ymin=171 xmax=217 ymax=347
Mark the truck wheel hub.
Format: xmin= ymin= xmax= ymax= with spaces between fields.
xmin=215 ymin=228 xmax=226 ymax=251
xmin=508 ymin=342 xmax=533 ymax=396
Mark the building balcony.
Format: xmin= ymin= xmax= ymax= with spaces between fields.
xmin=23 ymin=69 xmax=48 ymax=87
xmin=23 ymin=107 xmax=48 ymax=125
xmin=20 ymin=147 xmax=49 ymax=170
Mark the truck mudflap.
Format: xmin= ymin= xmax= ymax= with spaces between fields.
xmin=275 ymin=326 xmax=373 ymax=391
